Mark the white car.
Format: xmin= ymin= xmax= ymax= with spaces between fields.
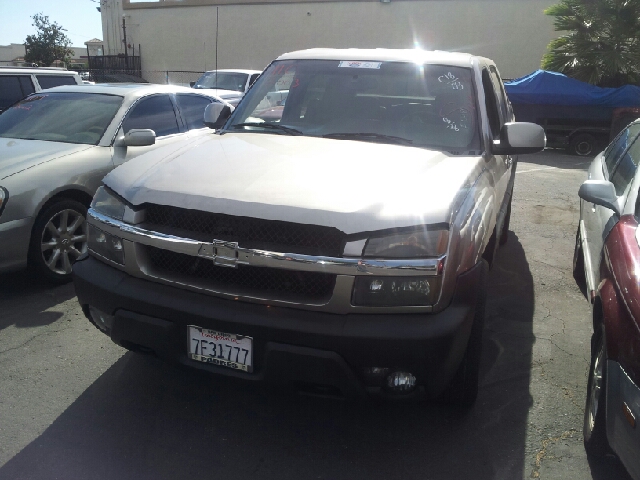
xmin=0 ymin=67 xmax=83 ymax=112
xmin=191 ymin=69 xmax=261 ymax=106
xmin=0 ymin=83 xmax=229 ymax=282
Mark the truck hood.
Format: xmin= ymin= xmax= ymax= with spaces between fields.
xmin=0 ymin=138 xmax=93 ymax=180
xmin=104 ymin=133 xmax=483 ymax=234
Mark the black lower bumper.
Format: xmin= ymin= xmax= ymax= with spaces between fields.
xmin=72 ymin=256 xmax=484 ymax=399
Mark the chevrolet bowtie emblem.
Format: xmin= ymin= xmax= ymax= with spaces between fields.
xmin=198 ymin=240 xmax=239 ymax=268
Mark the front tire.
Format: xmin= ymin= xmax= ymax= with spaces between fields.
xmin=28 ymin=199 xmax=88 ymax=284
xmin=570 ymin=133 xmax=596 ymax=156
xmin=583 ymin=326 xmax=610 ymax=456
xmin=438 ymin=260 xmax=488 ymax=408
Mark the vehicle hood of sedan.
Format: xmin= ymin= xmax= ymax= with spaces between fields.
xmin=0 ymin=138 xmax=93 ymax=180
xmin=194 ymin=88 xmax=243 ymax=101
xmin=104 ymin=133 xmax=483 ymax=234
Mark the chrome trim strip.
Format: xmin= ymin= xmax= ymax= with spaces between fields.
xmin=89 ymin=209 xmax=442 ymax=277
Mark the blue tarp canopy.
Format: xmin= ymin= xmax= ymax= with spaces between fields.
xmin=504 ymin=70 xmax=640 ymax=108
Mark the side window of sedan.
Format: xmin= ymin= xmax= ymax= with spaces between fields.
xmin=176 ymin=94 xmax=215 ymax=130
xmin=122 ymin=95 xmax=180 ymax=137
xmin=604 ymin=124 xmax=640 ymax=176
xmin=611 ymin=133 xmax=640 ymax=196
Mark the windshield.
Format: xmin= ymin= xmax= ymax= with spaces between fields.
xmin=0 ymin=92 xmax=123 ymax=145
xmin=225 ymin=60 xmax=480 ymax=152
xmin=193 ymin=72 xmax=249 ymax=92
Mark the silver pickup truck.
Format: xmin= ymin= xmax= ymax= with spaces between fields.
xmin=72 ymin=49 xmax=545 ymax=407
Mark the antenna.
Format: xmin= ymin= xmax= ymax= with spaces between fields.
xmin=215 ymin=7 xmax=219 ymax=89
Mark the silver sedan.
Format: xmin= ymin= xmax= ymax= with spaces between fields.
xmin=0 ymin=83 xmax=225 ymax=282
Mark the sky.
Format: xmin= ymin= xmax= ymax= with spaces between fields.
xmin=0 ymin=0 xmax=103 ymax=48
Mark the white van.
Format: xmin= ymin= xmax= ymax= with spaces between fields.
xmin=0 ymin=67 xmax=83 ymax=112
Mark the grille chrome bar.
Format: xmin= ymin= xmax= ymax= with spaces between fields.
xmin=89 ymin=209 xmax=443 ymax=277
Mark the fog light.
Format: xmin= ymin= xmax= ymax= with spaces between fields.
xmin=88 ymin=223 xmax=125 ymax=264
xmin=352 ymin=276 xmax=440 ymax=306
xmin=385 ymin=371 xmax=416 ymax=393
xmin=88 ymin=306 xmax=114 ymax=332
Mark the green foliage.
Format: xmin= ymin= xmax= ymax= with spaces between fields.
xmin=24 ymin=13 xmax=74 ymax=68
xmin=542 ymin=0 xmax=640 ymax=87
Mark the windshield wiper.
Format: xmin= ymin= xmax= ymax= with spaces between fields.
xmin=229 ymin=122 xmax=302 ymax=135
xmin=322 ymin=132 xmax=413 ymax=146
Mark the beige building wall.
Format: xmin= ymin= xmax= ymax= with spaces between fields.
xmin=102 ymin=0 xmax=557 ymax=79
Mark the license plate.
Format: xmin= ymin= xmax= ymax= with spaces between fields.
xmin=188 ymin=326 xmax=253 ymax=373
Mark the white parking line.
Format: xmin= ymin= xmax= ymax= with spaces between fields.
xmin=517 ymin=166 xmax=558 ymax=174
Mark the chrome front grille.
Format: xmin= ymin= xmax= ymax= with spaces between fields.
xmin=144 ymin=245 xmax=337 ymax=302
xmin=143 ymin=205 xmax=346 ymax=257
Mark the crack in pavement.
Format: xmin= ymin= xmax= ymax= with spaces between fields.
xmin=0 ymin=325 xmax=78 ymax=358
xmin=530 ymin=429 xmax=577 ymax=478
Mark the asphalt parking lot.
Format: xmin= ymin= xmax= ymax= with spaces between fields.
xmin=0 ymin=150 xmax=634 ymax=480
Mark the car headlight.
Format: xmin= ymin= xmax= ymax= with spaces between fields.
xmin=0 ymin=187 xmax=7 ymax=217
xmin=88 ymin=186 xmax=125 ymax=264
xmin=351 ymin=228 xmax=448 ymax=307
xmin=87 ymin=223 xmax=125 ymax=265
xmin=91 ymin=186 xmax=125 ymax=221
xmin=363 ymin=228 xmax=449 ymax=258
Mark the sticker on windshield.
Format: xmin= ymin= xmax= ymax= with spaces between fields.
xmin=338 ymin=61 xmax=382 ymax=69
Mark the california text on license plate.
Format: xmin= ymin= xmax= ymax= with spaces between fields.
xmin=188 ymin=326 xmax=253 ymax=373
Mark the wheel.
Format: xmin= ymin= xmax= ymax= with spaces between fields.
xmin=499 ymin=196 xmax=512 ymax=246
xmin=573 ymin=225 xmax=587 ymax=290
xmin=570 ymin=133 xmax=596 ymax=156
xmin=583 ymin=326 xmax=610 ymax=456
xmin=438 ymin=260 xmax=488 ymax=408
xmin=28 ymin=199 xmax=88 ymax=284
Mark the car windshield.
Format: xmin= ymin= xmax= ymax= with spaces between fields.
xmin=225 ymin=60 xmax=480 ymax=152
xmin=0 ymin=92 xmax=123 ymax=145
xmin=193 ymin=72 xmax=249 ymax=92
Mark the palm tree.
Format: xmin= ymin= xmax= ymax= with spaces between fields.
xmin=542 ymin=0 xmax=640 ymax=87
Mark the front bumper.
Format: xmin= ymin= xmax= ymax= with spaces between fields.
xmin=0 ymin=217 xmax=32 ymax=273
xmin=73 ymin=255 xmax=484 ymax=399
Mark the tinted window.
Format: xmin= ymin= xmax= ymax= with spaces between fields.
xmin=249 ymin=73 xmax=260 ymax=86
xmin=0 ymin=75 xmax=35 ymax=110
xmin=176 ymin=94 xmax=213 ymax=130
xmin=193 ymin=72 xmax=250 ymax=92
xmin=482 ymin=70 xmax=501 ymax=138
xmin=604 ymin=124 xmax=640 ymax=175
xmin=611 ymin=133 xmax=640 ymax=196
xmin=36 ymin=75 xmax=77 ymax=89
xmin=122 ymin=95 xmax=180 ymax=137
xmin=0 ymin=92 xmax=123 ymax=145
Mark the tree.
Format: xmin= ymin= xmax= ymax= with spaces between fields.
xmin=541 ymin=0 xmax=640 ymax=87
xmin=24 ymin=13 xmax=74 ymax=68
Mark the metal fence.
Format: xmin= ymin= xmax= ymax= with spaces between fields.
xmin=87 ymin=69 xmax=204 ymax=86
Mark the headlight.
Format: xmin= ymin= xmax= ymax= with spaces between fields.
xmin=91 ymin=186 xmax=125 ymax=221
xmin=352 ymin=276 xmax=441 ymax=306
xmin=0 ymin=187 xmax=7 ymax=217
xmin=363 ymin=228 xmax=448 ymax=258
xmin=87 ymin=223 xmax=124 ymax=264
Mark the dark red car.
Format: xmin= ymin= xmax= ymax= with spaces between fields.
xmin=576 ymin=120 xmax=640 ymax=479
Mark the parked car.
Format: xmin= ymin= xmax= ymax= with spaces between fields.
xmin=191 ymin=69 xmax=261 ymax=106
xmin=0 ymin=83 xmax=229 ymax=282
xmin=73 ymin=48 xmax=545 ymax=406
xmin=574 ymin=119 xmax=640 ymax=479
xmin=0 ymin=67 xmax=83 ymax=113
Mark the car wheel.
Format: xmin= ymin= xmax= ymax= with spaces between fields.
xmin=29 ymin=199 xmax=88 ymax=284
xmin=438 ymin=260 xmax=487 ymax=408
xmin=583 ymin=326 xmax=610 ymax=457
xmin=570 ymin=133 xmax=596 ymax=156
xmin=499 ymin=195 xmax=512 ymax=246
xmin=573 ymin=225 xmax=587 ymax=290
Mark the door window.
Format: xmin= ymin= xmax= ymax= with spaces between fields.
xmin=612 ymin=133 xmax=640 ymax=196
xmin=0 ymin=75 xmax=34 ymax=110
xmin=122 ymin=95 xmax=180 ymax=137
xmin=176 ymin=94 xmax=214 ymax=130
xmin=604 ymin=124 xmax=640 ymax=176
xmin=36 ymin=75 xmax=77 ymax=89
xmin=481 ymin=69 xmax=501 ymax=139
xmin=249 ymin=73 xmax=260 ymax=87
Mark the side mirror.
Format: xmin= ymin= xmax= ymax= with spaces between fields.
xmin=204 ymin=102 xmax=234 ymax=129
xmin=578 ymin=180 xmax=621 ymax=216
xmin=492 ymin=122 xmax=546 ymax=155
xmin=190 ymin=81 xmax=196 ymax=88
xmin=124 ymin=129 xmax=156 ymax=147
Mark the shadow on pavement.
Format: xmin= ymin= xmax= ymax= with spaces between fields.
xmin=0 ymin=270 xmax=76 ymax=331
xmin=0 ymin=235 xmax=555 ymax=479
